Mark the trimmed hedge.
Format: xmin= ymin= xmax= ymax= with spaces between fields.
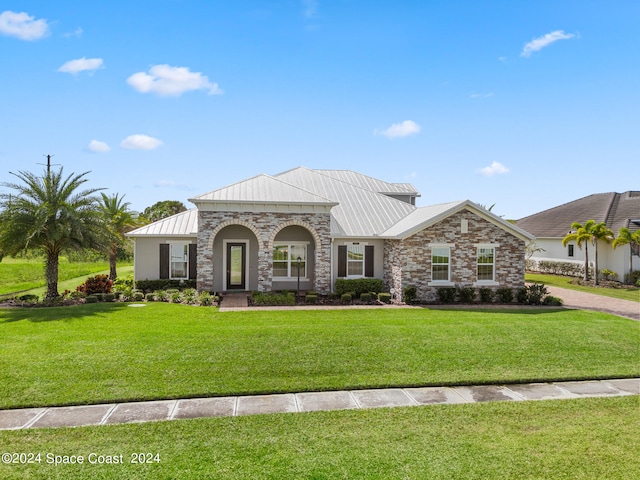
xmin=135 ymin=279 xmax=197 ymax=293
xmin=334 ymin=278 xmax=385 ymax=298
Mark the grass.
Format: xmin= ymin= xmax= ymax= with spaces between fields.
xmin=0 ymin=304 xmax=638 ymax=410
xmin=0 ymin=257 xmax=133 ymax=298
xmin=526 ymin=273 xmax=640 ymax=302
xmin=0 ymin=396 xmax=637 ymax=479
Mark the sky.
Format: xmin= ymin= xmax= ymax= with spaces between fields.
xmin=1 ymin=0 xmax=638 ymax=220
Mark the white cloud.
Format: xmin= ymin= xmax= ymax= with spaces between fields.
xmin=478 ymin=161 xmax=510 ymax=176
xmin=121 ymin=134 xmax=163 ymax=150
xmin=521 ymin=30 xmax=576 ymax=58
xmin=375 ymin=120 xmax=421 ymax=139
xmin=88 ymin=140 xmax=110 ymax=153
xmin=302 ymin=0 xmax=319 ymax=18
xmin=127 ymin=64 xmax=223 ymax=96
xmin=470 ymin=93 xmax=494 ymax=99
xmin=0 ymin=10 xmax=49 ymax=40
xmin=63 ymin=27 xmax=83 ymax=38
xmin=58 ymin=57 xmax=104 ymax=75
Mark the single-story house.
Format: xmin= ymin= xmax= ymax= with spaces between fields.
xmin=127 ymin=167 xmax=534 ymax=301
xmin=516 ymin=191 xmax=640 ymax=280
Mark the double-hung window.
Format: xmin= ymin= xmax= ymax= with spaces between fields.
xmin=347 ymin=244 xmax=365 ymax=277
xmin=170 ymin=243 xmax=189 ymax=279
xmin=476 ymin=247 xmax=495 ymax=282
xmin=432 ymin=247 xmax=450 ymax=281
xmin=273 ymin=243 xmax=307 ymax=278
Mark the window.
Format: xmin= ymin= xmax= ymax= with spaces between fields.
xmin=347 ymin=244 xmax=365 ymax=276
xmin=477 ymin=247 xmax=495 ymax=281
xmin=273 ymin=243 xmax=307 ymax=278
xmin=568 ymin=244 xmax=574 ymax=257
xmin=170 ymin=243 xmax=189 ymax=279
xmin=432 ymin=247 xmax=450 ymax=281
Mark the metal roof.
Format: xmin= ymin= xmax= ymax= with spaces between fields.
xmin=516 ymin=191 xmax=640 ymax=237
xmin=274 ymin=167 xmax=416 ymax=236
xmin=126 ymin=209 xmax=198 ymax=237
xmin=189 ymin=174 xmax=336 ymax=205
xmin=314 ymin=169 xmax=419 ymax=195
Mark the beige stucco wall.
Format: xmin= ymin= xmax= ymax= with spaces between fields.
xmin=132 ymin=237 xmax=197 ymax=281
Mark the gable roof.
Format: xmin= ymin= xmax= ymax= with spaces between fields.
xmin=516 ymin=191 xmax=640 ymax=238
xmin=127 ymin=209 xmax=198 ymax=237
xmin=381 ymin=200 xmax=534 ymax=241
xmin=315 ymin=169 xmax=419 ymax=196
xmin=274 ymin=167 xmax=416 ymax=236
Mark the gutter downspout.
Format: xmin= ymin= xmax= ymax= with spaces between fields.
xmin=330 ymin=238 xmax=334 ymax=293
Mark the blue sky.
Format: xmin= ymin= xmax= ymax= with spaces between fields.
xmin=1 ymin=1 xmax=638 ymax=220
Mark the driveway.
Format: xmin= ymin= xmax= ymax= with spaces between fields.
xmin=545 ymin=286 xmax=639 ymax=321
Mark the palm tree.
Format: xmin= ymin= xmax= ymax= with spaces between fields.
xmin=0 ymin=168 xmax=106 ymax=300
xmin=613 ymin=227 xmax=640 ymax=280
xmin=590 ymin=222 xmax=614 ymax=285
xmin=98 ymin=193 xmax=139 ymax=280
xmin=562 ymin=220 xmax=596 ymax=282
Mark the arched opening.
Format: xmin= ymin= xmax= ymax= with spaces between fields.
xmin=212 ymin=224 xmax=260 ymax=291
xmin=272 ymin=225 xmax=316 ymax=291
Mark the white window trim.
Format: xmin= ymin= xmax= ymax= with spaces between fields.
xmin=474 ymin=244 xmax=498 ymax=286
xmin=428 ymin=243 xmax=454 ymax=286
xmin=169 ymin=242 xmax=189 ymax=280
xmin=273 ymin=241 xmax=310 ymax=281
xmin=345 ymin=242 xmax=368 ymax=279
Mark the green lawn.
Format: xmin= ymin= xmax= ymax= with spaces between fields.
xmin=0 ymin=257 xmax=133 ymax=297
xmin=0 ymin=304 xmax=637 ymax=410
xmin=0 ymin=396 xmax=637 ymax=479
xmin=526 ymin=273 xmax=640 ymax=302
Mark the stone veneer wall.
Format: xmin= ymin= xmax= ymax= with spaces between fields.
xmin=197 ymin=211 xmax=332 ymax=293
xmin=386 ymin=210 xmax=526 ymax=302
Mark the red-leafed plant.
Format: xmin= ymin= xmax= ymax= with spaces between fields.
xmin=76 ymin=274 xmax=113 ymax=295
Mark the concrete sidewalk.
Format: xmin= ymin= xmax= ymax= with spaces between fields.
xmin=1 ymin=378 xmax=637 ymax=431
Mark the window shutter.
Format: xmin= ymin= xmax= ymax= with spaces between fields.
xmin=188 ymin=244 xmax=197 ymax=280
xmin=159 ymin=244 xmax=170 ymax=279
xmin=365 ymin=245 xmax=374 ymax=277
xmin=338 ymin=245 xmax=347 ymax=277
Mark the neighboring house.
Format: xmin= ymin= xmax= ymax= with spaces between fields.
xmin=516 ymin=191 xmax=640 ymax=280
xmin=127 ymin=167 xmax=534 ymax=301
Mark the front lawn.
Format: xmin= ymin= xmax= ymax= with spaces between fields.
xmin=0 ymin=304 xmax=637 ymax=409
xmin=0 ymin=396 xmax=637 ymax=479
xmin=526 ymin=273 xmax=640 ymax=302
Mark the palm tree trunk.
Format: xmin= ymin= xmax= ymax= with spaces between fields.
xmin=584 ymin=243 xmax=590 ymax=282
xmin=594 ymin=241 xmax=599 ymax=285
xmin=109 ymin=247 xmax=117 ymax=281
xmin=45 ymin=250 xmax=59 ymax=300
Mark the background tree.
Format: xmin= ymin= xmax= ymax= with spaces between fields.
xmin=612 ymin=227 xmax=640 ymax=280
xmin=140 ymin=200 xmax=186 ymax=223
xmin=0 ymin=168 xmax=106 ymax=300
xmin=99 ymin=192 xmax=139 ymax=280
xmin=590 ymin=222 xmax=614 ymax=285
xmin=562 ymin=220 xmax=596 ymax=282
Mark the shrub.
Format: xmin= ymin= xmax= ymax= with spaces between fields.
xmin=134 ymin=279 xmax=197 ymax=293
xmin=305 ymin=294 xmax=318 ymax=304
xmin=526 ymin=283 xmax=549 ymax=305
xmin=377 ymin=292 xmax=391 ymax=304
xmin=478 ymin=288 xmax=494 ymax=303
xmin=360 ymin=292 xmax=372 ymax=303
xmin=104 ymin=293 xmax=115 ymax=302
xmin=252 ymin=292 xmax=296 ymax=306
xmin=76 ymin=274 xmax=112 ymax=295
xmin=154 ymin=290 xmax=168 ymax=302
xmin=170 ymin=291 xmax=182 ymax=303
xmin=132 ymin=292 xmax=145 ymax=302
xmin=70 ymin=291 xmax=85 ymax=300
xmin=341 ymin=293 xmax=352 ymax=304
xmin=496 ymin=288 xmax=514 ymax=304
xmin=112 ymin=275 xmax=134 ymax=293
xmin=181 ymin=288 xmax=198 ymax=304
xmin=145 ymin=293 xmax=156 ymax=302
xmin=402 ymin=286 xmax=417 ymax=304
xmin=600 ymin=269 xmax=618 ymax=281
xmin=624 ymin=270 xmax=640 ymax=286
xmin=198 ymin=291 xmax=213 ymax=306
xmin=327 ymin=292 xmax=338 ymax=301
xmin=436 ymin=287 xmax=456 ymax=303
xmin=516 ymin=287 xmax=529 ymax=304
xmin=85 ymin=295 xmax=99 ymax=304
xmin=334 ymin=278 xmax=384 ymax=297
xmin=18 ymin=294 xmax=39 ymax=303
xmin=543 ymin=295 xmax=564 ymax=306
xmin=457 ymin=287 xmax=476 ymax=303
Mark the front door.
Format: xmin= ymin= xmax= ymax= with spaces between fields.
xmin=226 ymin=243 xmax=246 ymax=290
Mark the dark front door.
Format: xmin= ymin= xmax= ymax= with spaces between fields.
xmin=226 ymin=243 xmax=246 ymax=290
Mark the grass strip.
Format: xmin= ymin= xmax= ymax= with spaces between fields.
xmin=0 ymin=396 xmax=637 ymax=479
xmin=526 ymin=273 xmax=640 ymax=302
xmin=0 ymin=304 xmax=638 ymax=409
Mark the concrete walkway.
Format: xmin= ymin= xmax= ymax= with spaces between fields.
xmin=1 ymin=378 xmax=637 ymax=431
xmin=545 ymin=286 xmax=639 ymax=320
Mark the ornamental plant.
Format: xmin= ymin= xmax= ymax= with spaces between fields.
xmin=76 ymin=274 xmax=113 ymax=295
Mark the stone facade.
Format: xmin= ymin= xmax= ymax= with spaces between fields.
xmin=385 ymin=210 xmax=526 ymax=302
xmin=197 ymin=210 xmax=332 ymax=293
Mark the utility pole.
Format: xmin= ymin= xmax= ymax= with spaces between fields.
xmin=38 ymin=154 xmax=60 ymax=174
